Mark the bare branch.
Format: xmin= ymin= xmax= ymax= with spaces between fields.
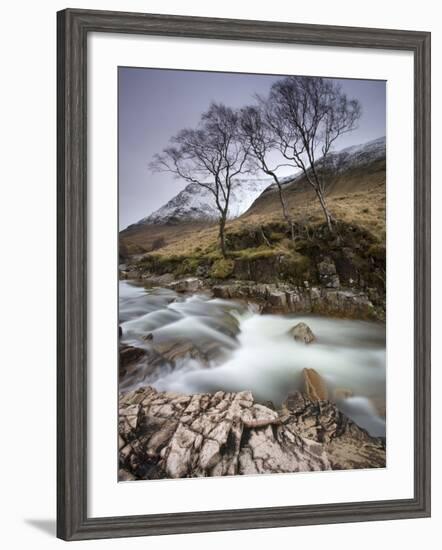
xmin=261 ymin=76 xmax=362 ymax=230
xmin=150 ymin=102 xmax=249 ymax=256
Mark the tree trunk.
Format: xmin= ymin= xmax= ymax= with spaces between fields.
xmin=219 ymin=215 xmax=227 ymax=258
xmin=315 ymin=188 xmax=334 ymax=232
xmin=275 ymin=181 xmax=295 ymax=242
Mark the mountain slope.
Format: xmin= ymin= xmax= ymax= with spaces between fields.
xmin=247 ymin=136 xmax=386 ymax=217
xmin=258 ymin=136 xmax=385 ymax=196
xmin=120 ymin=136 xmax=386 ymax=256
xmin=131 ymin=177 xmax=273 ymax=227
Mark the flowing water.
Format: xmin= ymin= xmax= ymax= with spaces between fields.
xmin=119 ymin=280 xmax=386 ymax=437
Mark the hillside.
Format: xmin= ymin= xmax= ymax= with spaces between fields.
xmin=120 ymin=137 xmax=386 ymax=258
xmin=125 ymin=176 xmax=274 ymax=229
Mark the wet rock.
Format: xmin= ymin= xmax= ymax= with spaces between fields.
xmin=151 ymin=339 xmax=220 ymax=366
xmin=303 ymin=368 xmax=328 ymax=400
xmin=143 ymin=273 xmax=174 ymax=286
xmin=321 ymin=289 xmax=375 ymax=318
xmin=212 ymin=285 xmax=232 ymax=300
xmin=167 ymin=277 xmax=201 ymax=293
xmin=334 ymin=388 xmax=354 ymax=401
xmin=120 ymin=269 xmax=141 ymax=280
xmin=120 ymin=344 xmax=146 ymax=366
xmin=119 ymin=386 xmax=385 ymax=480
xmin=210 ymin=281 xmax=380 ymax=320
xmin=212 ymin=283 xmax=250 ymax=301
xmin=289 ymin=322 xmax=316 ymax=344
xmin=370 ymin=397 xmax=386 ymax=418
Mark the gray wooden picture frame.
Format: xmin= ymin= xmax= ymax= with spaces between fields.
xmin=57 ymin=8 xmax=431 ymax=541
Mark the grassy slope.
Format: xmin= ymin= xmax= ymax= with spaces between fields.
xmin=120 ymin=158 xmax=386 ymax=259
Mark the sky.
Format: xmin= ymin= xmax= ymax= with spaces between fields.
xmin=119 ymin=67 xmax=386 ymax=230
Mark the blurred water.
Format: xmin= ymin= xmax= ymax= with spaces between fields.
xmin=119 ymin=280 xmax=386 ymax=437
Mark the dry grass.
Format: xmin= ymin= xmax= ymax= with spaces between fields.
xmin=120 ymin=162 xmax=386 ymax=258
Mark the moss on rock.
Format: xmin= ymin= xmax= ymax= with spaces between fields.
xmin=210 ymin=258 xmax=235 ymax=279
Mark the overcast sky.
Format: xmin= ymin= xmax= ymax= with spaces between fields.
xmin=119 ymin=67 xmax=386 ymax=230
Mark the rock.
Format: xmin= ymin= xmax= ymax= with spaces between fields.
xmin=212 ymin=283 xmax=251 ymax=301
xmin=268 ymin=290 xmax=287 ymax=309
xmin=120 ymin=344 xmax=145 ymax=366
xmin=120 ymin=269 xmax=142 ymax=280
xmin=118 ymin=468 xmax=136 ymax=481
xmin=370 ymin=397 xmax=386 ymax=418
xmin=212 ymin=285 xmax=232 ymax=299
xmin=167 ymin=278 xmax=201 ymax=293
xmin=282 ymin=391 xmax=385 ymax=470
xmin=322 ymin=289 xmax=375 ymax=318
xmin=143 ymin=273 xmax=174 ymax=286
xmin=317 ymin=257 xmax=340 ymax=288
xmin=151 ymin=339 xmax=219 ymax=366
xmin=119 ymin=345 xmax=177 ymax=389
xmin=289 ymin=322 xmax=316 ymax=344
xmin=119 ymin=334 xmax=232 ymax=388
xmin=119 ymin=386 xmax=385 ymax=480
xmin=308 ymin=287 xmax=377 ymax=319
xmin=334 ymin=387 xmax=354 ymax=401
xmin=195 ymin=264 xmax=209 ymax=278
xmin=303 ymin=368 xmax=328 ymax=400
xmin=210 ymin=281 xmax=380 ymax=320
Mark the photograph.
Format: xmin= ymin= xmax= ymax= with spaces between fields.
xmin=118 ymin=67 xmax=387 ymax=481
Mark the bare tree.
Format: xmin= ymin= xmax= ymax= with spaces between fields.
xmin=240 ymin=105 xmax=295 ymax=241
xmin=150 ymin=103 xmax=249 ymax=257
xmin=263 ymin=76 xmax=361 ymax=231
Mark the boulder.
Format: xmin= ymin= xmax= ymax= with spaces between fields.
xmin=289 ymin=322 xmax=316 ymax=344
xmin=303 ymin=368 xmax=328 ymax=401
xmin=167 ymin=277 xmax=201 ymax=293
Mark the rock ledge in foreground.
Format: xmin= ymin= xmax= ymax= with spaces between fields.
xmin=119 ymin=386 xmax=385 ymax=481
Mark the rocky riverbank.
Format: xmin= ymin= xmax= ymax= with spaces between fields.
xmin=120 ymin=220 xmax=386 ymax=320
xmin=119 ymin=368 xmax=386 ymax=481
xmin=120 ymin=270 xmax=383 ymax=320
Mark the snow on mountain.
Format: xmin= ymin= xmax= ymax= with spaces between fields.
xmin=132 ymin=136 xmax=385 ymax=227
xmin=328 ymin=135 xmax=386 ymax=170
xmin=138 ymin=177 xmax=273 ymax=225
xmin=337 ymin=136 xmax=386 ymax=159
xmin=275 ymin=136 xmax=386 ymax=190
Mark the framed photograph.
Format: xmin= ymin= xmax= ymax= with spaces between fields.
xmin=57 ymin=8 xmax=431 ymax=541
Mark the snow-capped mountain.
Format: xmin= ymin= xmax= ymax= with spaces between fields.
xmin=138 ymin=177 xmax=273 ymax=225
xmin=273 ymin=136 xmax=386 ymax=190
xmin=326 ymin=135 xmax=386 ymax=171
xmin=129 ymin=136 xmax=385 ymax=228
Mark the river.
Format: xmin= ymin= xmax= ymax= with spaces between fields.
xmin=119 ymin=280 xmax=386 ymax=438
